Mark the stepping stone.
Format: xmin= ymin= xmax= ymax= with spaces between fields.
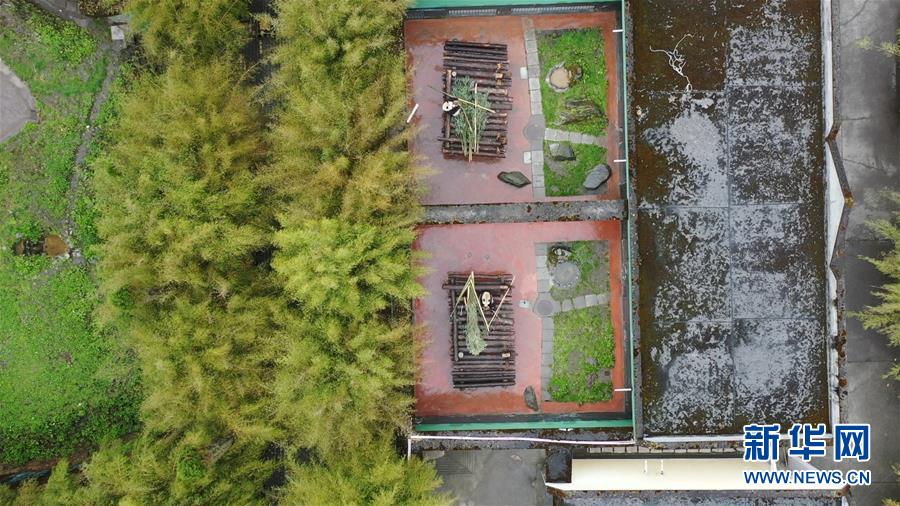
xmin=533 ymin=295 xmax=556 ymax=317
xmin=583 ymin=164 xmax=611 ymax=190
xmin=548 ymin=142 xmax=575 ymax=161
xmin=498 ymin=171 xmax=531 ymax=188
xmin=551 ymin=261 xmax=580 ymax=289
xmin=561 ymin=299 xmax=573 ymax=312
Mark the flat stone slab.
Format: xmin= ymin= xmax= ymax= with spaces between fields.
xmin=0 ymin=57 xmax=36 ymax=143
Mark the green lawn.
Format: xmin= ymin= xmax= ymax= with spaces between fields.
xmin=0 ymin=0 xmax=139 ymax=464
xmin=548 ymin=306 xmax=614 ymax=403
xmin=543 ymin=142 xmax=608 ymax=197
xmin=537 ymin=28 xmax=608 ymax=137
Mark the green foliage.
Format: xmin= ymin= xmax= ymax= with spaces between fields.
xmin=538 ymin=28 xmax=608 ymax=136
xmin=0 ymin=253 xmax=141 ymax=464
xmin=274 ymin=219 xmax=422 ymax=321
xmin=267 ymin=0 xmax=417 ymax=226
xmin=77 ymin=64 xmax=135 ymax=257
xmin=272 ymin=315 xmax=417 ymax=455
xmin=548 ymin=240 xmax=609 ymax=301
xmin=0 ymin=7 xmax=106 ymax=236
xmin=78 ymin=0 xmax=126 ymax=17
xmin=450 ymin=77 xmax=489 ymax=161
xmin=858 ymin=29 xmax=900 ymax=58
xmin=279 ymin=441 xmax=448 ymax=506
xmin=127 ymin=0 xmax=252 ymax=64
xmin=855 ymin=193 xmax=900 ymax=380
xmin=543 ymin=142 xmax=608 ymax=197
xmin=267 ymin=1 xmax=443 ymax=503
xmin=549 ymin=306 xmax=615 ymax=403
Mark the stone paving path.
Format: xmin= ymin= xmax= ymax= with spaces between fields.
xmin=0 ymin=57 xmax=36 ymax=143
xmin=544 ymin=127 xmax=605 ymax=146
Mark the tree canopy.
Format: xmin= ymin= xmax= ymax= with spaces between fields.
xmin=4 ymin=0 xmax=445 ymax=503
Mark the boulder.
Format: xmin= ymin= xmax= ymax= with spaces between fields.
xmin=548 ymin=142 xmax=575 ymax=161
xmin=524 ymin=385 xmax=539 ymax=411
xmin=583 ymin=164 xmax=611 ymax=190
xmin=497 ymin=171 xmax=531 ymax=188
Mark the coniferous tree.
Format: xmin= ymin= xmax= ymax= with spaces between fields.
xmin=279 ymin=440 xmax=448 ymax=506
xmin=856 ymin=194 xmax=900 ymax=380
xmin=128 ymin=0 xmax=252 ymax=64
xmin=85 ymin=58 xmax=280 ymax=502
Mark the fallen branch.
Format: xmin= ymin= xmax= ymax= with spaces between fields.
xmin=650 ymin=34 xmax=693 ymax=92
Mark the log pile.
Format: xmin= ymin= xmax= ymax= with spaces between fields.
xmin=441 ymin=41 xmax=512 ymax=159
xmin=444 ymin=273 xmax=516 ymax=389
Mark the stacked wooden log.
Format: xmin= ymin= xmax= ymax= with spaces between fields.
xmin=443 ymin=273 xmax=516 ymax=389
xmin=441 ymin=41 xmax=512 ymax=159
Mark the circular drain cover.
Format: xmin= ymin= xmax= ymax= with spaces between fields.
xmin=552 ymin=261 xmax=580 ymax=289
xmin=534 ymin=298 xmax=555 ymax=317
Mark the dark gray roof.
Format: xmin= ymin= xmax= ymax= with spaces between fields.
xmin=563 ymin=491 xmax=841 ymax=506
xmin=632 ymin=0 xmax=828 ymax=435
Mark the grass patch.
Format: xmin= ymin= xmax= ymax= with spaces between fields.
xmin=548 ymin=306 xmax=614 ymax=403
xmin=548 ymin=240 xmax=609 ymax=301
xmin=0 ymin=1 xmax=139 ymax=464
xmin=544 ymin=142 xmax=607 ymax=197
xmin=0 ymin=251 xmax=141 ymax=464
xmin=538 ymin=28 xmax=608 ymax=136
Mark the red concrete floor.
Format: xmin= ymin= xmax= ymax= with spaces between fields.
xmin=413 ymin=221 xmax=626 ymax=418
xmin=405 ymin=12 xmax=623 ymax=206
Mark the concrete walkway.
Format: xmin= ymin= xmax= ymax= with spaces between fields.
xmin=0 ymin=57 xmax=36 ymax=143
xmin=836 ymin=0 xmax=900 ymax=504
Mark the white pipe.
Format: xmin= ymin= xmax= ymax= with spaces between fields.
xmin=406 ymin=103 xmax=419 ymax=123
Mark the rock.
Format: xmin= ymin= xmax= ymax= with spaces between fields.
xmin=43 ymin=234 xmax=69 ymax=257
xmin=422 ymin=450 xmax=445 ymax=461
xmin=497 ymin=171 xmax=531 ymax=188
xmin=548 ymin=142 xmax=575 ymax=161
xmin=583 ymin=164 xmax=611 ymax=190
xmin=558 ymin=98 xmax=601 ymax=125
xmin=524 ymin=385 xmax=539 ymax=411
xmin=567 ymin=64 xmax=583 ymax=83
